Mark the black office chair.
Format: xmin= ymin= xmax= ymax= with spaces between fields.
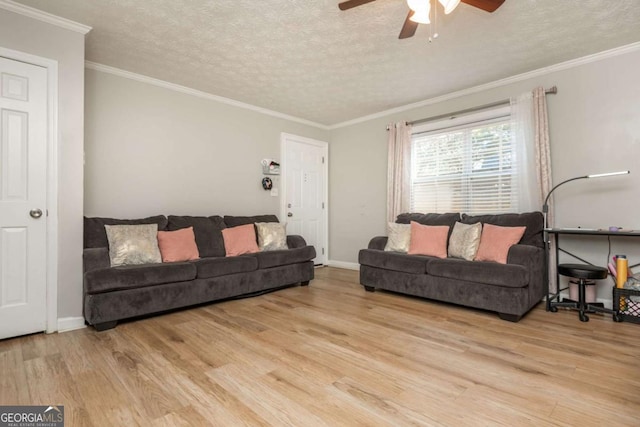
xmin=549 ymin=263 xmax=620 ymax=322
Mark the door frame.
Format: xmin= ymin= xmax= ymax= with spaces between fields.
xmin=1 ymin=46 xmax=59 ymax=333
xmin=280 ymin=133 xmax=329 ymax=264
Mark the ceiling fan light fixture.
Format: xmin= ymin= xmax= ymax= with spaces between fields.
xmin=409 ymin=5 xmax=431 ymax=24
xmin=438 ymin=0 xmax=461 ymax=14
xmin=407 ymin=0 xmax=429 ymax=13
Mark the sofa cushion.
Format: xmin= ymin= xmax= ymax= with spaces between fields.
xmin=84 ymin=215 xmax=168 ymax=249
xmin=396 ymin=212 xmax=460 ymax=227
xmin=194 ymin=256 xmax=258 ymax=279
xmin=396 ymin=212 xmax=460 ymax=241
xmin=359 ymin=249 xmax=429 ymax=274
xmin=224 ymin=215 xmax=279 ymax=228
xmin=427 ymin=258 xmax=529 ymax=288
xmin=84 ymin=262 xmax=197 ymax=294
xmin=254 ymin=246 xmax=316 ymax=269
xmin=167 ymin=215 xmax=227 ymax=258
xmin=461 ymin=212 xmax=543 ymax=248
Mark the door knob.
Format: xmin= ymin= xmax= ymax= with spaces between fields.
xmin=30 ymin=209 xmax=43 ymax=219
xmin=287 ymin=212 xmax=293 ymax=217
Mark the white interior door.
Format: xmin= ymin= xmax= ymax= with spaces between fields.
xmin=0 ymin=57 xmax=48 ymax=340
xmin=281 ymin=134 xmax=328 ymax=265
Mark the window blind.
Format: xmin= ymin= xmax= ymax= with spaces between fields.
xmin=410 ymin=116 xmax=516 ymax=214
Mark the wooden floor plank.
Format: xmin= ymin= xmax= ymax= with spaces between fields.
xmin=1 ymin=267 xmax=639 ymax=426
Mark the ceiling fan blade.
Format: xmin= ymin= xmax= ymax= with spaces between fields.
xmin=398 ymin=10 xmax=419 ymax=39
xmin=461 ymin=0 xmax=505 ymax=12
xmin=338 ymin=0 xmax=376 ymax=11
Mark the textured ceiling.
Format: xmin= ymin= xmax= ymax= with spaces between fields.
xmin=12 ymin=0 xmax=640 ymax=126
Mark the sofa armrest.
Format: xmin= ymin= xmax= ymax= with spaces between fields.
xmin=84 ymin=247 xmax=110 ymax=273
xmin=368 ymin=236 xmax=388 ymax=250
xmin=507 ymin=244 xmax=542 ymax=266
xmin=287 ymin=235 xmax=308 ymax=249
xmin=507 ymin=244 xmax=546 ymax=306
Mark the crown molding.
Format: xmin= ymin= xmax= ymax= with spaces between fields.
xmin=86 ymin=40 xmax=640 ymax=131
xmin=0 ymin=0 xmax=91 ymax=34
xmin=85 ymin=61 xmax=330 ymax=131
xmin=329 ymin=41 xmax=640 ymax=130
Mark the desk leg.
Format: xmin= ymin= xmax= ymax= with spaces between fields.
xmin=547 ymin=233 xmax=563 ymax=312
xmin=554 ymin=234 xmax=560 ymax=302
xmin=545 ymin=230 xmax=551 ymax=311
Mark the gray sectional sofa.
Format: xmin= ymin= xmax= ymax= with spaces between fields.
xmin=83 ymin=214 xmax=315 ymax=330
xmin=359 ymin=212 xmax=546 ymax=321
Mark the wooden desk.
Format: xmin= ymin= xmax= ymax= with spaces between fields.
xmin=545 ymin=228 xmax=640 ymax=310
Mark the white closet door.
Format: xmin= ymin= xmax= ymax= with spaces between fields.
xmin=0 ymin=56 xmax=48 ymax=339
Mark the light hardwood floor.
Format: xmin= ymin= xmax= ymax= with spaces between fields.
xmin=1 ymin=267 xmax=639 ymax=426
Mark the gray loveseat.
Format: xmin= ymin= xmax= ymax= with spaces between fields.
xmin=359 ymin=212 xmax=545 ymax=322
xmin=83 ymin=214 xmax=315 ymax=330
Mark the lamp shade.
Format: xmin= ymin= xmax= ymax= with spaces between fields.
xmin=542 ymin=170 xmax=630 ymax=228
xmin=438 ymin=0 xmax=461 ymax=14
xmin=587 ymin=170 xmax=630 ymax=179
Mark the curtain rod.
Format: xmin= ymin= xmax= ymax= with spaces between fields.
xmin=387 ymin=86 xmax=557 ymax=130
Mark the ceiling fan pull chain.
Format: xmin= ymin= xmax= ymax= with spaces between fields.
xmin=433 ymin=0 xmax=439 ymax=39
xmin=428 ymin=0 xmax=438 ymax=43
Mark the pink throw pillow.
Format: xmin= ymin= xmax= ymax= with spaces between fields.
xmin=474 ymin=223 xmax=526 ymax=264
xmin=222 ymin=224 xmax=259 ymax=257
xmin=407 ymin=222 xmax=449 ymax=258
xmin=157 ymin=227 xmax=200 ymax=262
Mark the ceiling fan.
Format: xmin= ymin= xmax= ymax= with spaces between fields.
xmin=339 ymin=0 xmax=505 ymax=39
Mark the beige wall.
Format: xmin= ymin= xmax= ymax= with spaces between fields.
xmin=84 ymin=68 xmax=329 ymax=217
xmin=329 ymin=47 xmax=640 ymax=301
xmin=0 ymin=9 xmax=86 ymax=319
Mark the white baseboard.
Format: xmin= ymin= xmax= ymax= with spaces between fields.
xmin=327 ymin=260 xmax=360 ymax=271
xmin=57 ymin=316 xmax=86 ymax=333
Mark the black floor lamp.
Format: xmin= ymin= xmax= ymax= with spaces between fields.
xmin=542 ymin=170 xmax=630 ymax=232
xmin=543 ymin=170 xmax=630 ymax=311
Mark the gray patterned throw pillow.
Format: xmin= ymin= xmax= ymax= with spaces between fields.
xmin=105 ymin=224 xmax=162 ymax=266
xmin=384 ymin=222 xmax=411 ymax=252
xmin=448 ymin=221 xmax=482 ymax=261
xmin=255 ymin=222 xmax=288 ymax=251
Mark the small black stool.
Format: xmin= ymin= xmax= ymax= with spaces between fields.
xmin=549 ymin=263 xmax=620 ymax=322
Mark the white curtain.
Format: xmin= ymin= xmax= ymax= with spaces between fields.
xmin=532 ymin=87 xmax=553 ymax=212
xmin=387 ymin=121 xmax=412 ymax=223
xmin=533 ymin=87 xmax=556 ymax=293
xmin=511 ymin=87 xmax=555 ymax=292
xmin=510 ymin=92 xmax=539 ymax=211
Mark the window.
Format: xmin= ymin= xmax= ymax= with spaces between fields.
xmin=410 ymin=107 xmax=517 ymax=214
